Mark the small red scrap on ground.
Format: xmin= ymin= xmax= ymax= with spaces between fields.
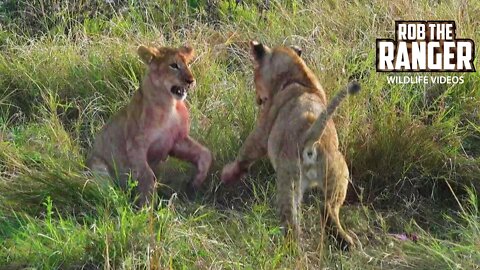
xmin=389 ymin=233 xmax=419 ymax=242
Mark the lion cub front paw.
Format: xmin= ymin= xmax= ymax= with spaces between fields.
xmin=220 ymin=162 xmax=245 ymax=184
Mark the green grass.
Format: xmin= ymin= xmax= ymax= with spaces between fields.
xmin=0 ymin=0 xmax=479 ymax=269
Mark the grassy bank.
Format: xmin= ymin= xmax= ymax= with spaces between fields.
xmin=0 ymin=0 xmax=479 ymax=268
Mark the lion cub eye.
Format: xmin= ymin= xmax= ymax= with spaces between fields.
xmin=169 ymin=63 xmax=179 ymax=70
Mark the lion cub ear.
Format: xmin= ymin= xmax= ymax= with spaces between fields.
xmin=179 ymin=45 xmax=195 ymax=63
xmin=250 ymin=40 xmax=268 ymax=61
xmin=290 ymin=45 xmax=302 ymax=57
xmin=137 ymin=45 xmax=156 ymax=64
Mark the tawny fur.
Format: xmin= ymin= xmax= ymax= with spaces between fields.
xmin=221 ymin=41 xmax=359 ymax=249
xmin=87 ymin=45 xmax=212 ymax=206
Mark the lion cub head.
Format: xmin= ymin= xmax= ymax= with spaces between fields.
xmin=249 ymin=41 xmax=317 ymax=105
xmin=138 ymin=45 xmax=195 ymax=101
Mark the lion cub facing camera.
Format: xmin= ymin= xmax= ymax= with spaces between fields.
xmin=221 ymin=41 xmax=360 ymax=249
xmin=87 ymin=45 xmax=212 ymax=206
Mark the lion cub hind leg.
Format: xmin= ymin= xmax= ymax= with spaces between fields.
xmin=321 ymin=153 xmax=355 ymax=250
xmin=86 ymin=156 xmax=112 ymax=179
xmin=324 ymin=201 xmax=355 ymax=250
xmin=275 ymin=160 xmax=303 ymax=238
xmin=86 ymin=155 xmax=112 ymax=179
xmin=85 ymin=155 xmax=119 ymax=191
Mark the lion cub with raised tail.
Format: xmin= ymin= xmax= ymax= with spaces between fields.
xmin=87 ymin=45 xmax=212 ymax=207
xmin=221 ymin=41 xmax=360 ymax=249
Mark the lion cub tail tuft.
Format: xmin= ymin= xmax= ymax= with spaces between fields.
xmin=347 ymin=80 xmax=361 ymax=95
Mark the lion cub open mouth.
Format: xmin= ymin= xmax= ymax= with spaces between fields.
xmin=171 ymin=85 xmax=187 ymax=100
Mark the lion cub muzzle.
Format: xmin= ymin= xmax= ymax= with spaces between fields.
xmin=169 ymin=69 xmax=195 ymax=101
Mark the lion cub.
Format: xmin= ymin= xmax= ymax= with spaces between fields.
xmin=87 ymin=45 xmax=212 ymax=206
xmin=221 ymin=41 xmax=360 ymax=249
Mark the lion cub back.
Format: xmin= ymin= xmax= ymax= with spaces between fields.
xmin=266 ymin=87 xmax=338 ymax=167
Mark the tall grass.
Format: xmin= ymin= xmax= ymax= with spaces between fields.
xmin=0 ymin=0 xmax=479 ymax=268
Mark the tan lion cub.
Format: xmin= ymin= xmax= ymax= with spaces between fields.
xmin=221 ymin=41 xmax=360 ymax=249
xmin=87 ymin=45 xmax=212 ymax=206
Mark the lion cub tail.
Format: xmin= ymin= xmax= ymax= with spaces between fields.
xmin=302 ymin=81 xmax=360 ymax=161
